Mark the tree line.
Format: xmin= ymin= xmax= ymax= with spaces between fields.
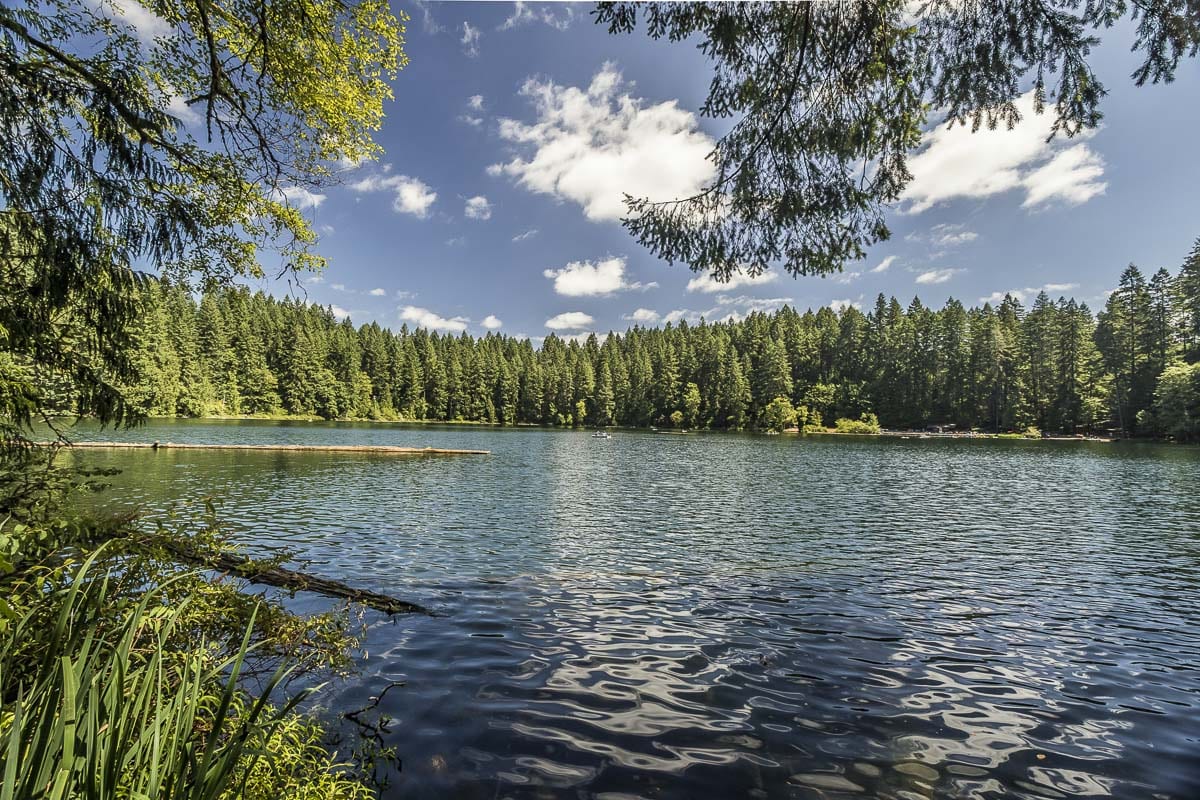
xmin=74 ymin=245 xmax=1200 ymax=440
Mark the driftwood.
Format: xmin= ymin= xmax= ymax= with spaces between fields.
xmin=157 ymin=538 xmax=431 ymax=616
xmin=58 ymin=441 xmax=488 ymax=456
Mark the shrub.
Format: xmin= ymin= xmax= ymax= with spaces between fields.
xmin=834 ymin=413 xmax=881 ymax=434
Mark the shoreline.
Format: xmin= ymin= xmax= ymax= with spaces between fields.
xmin=46 ymin=415 xmax=1148 ymax=443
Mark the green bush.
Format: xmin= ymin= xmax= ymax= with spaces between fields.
xmin=833 ymin=413 xmax=881 ymax=434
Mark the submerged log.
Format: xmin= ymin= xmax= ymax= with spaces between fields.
xmin=59 ymin=441 xmax=489 ymax=455
xmin=158 ymin=538 xmax=431 ymax=616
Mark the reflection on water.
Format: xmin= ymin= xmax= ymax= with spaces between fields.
xmin=65 ymin=419 xmax=1200 ymax=798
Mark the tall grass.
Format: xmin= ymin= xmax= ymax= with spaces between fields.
xmin=0 ymin=550 xmax=306 ymax=800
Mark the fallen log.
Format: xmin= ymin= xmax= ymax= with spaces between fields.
xmin=157 ymin=538 xmax=431 ymax=616
xmin=57 ymin=441 xmax=489 ymax=456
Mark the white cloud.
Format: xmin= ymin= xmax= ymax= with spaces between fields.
xmin=830 ymin=298 xmax=864 ymax=312
xmin=499 ymin=1 xmax=574 ymax=31
xmin=164 ymin=92 xmax=200 ymax=125
xmin=445 ymin=236 xmax=466 ymax=246
xmin=491 ymin=63 xmax=716 ymax=223
xmin=1022 ymin=145 xmax=1107 ymax=208
xmin=273 ymin=185 xmax=326 ymax=210
xmin=834 ymin=271 xmax=861 ymax=285
xmin=623 ymin=308 xmax=660 ymax=323
xmin=331 ymin=283 xmax=346 ymax=292
xmin=978 ymin=282 xmax=1080 ymax=305
xmin=686 ymin=270 xmax=776 ymax=293
xmin=543 ymin=256 xmax=655 ymax=296
xmin=351 ymin=174 xmax=437 ymax=218
xmin=545 ymin=311 xmax=594 ymax=330
xmin=395 ymin=290 xmax=415 ymax=300
xmin=333 ymin=154 xmax=366 ymax=172
xmin=461 ymin=21 xmax=480 ymax=57
xmin=903 ymin=91 xmax=1107 ymax=213
xmin=715 ymin=295 xmax=793 ymax=313
xmin=481 ymin=314 xmax=503 ymax=330
xmin=330 ymin=305 xmax=351 ymax=321
xmin=870 ymin=255 xmax=897 ymax=273
xmin=368 ymin=288 xmax=386 ymax=297
xmin=512 ymin=228 xmax=539 ymax=242
xmin=559 ymin=331 xmax=608 ymax=345
xmin=464 ymin=195 xmax=492 ymax=220
xmin=400 ymin=305 xmax=470 ymax=333
xmin=411 ymin=0 xmax=444 ymax=33
xmin=94 ymin=0 xmax=171 ymax=43
xmin=915 ymin=268 xmax=963 ymax=285
xmin=460 ymin=95 xmax=485 ymax=127
xmin=930 ymin=223 xmax=978 ymax=248
xmin=662 ymin=308 xmax=709 ymax=325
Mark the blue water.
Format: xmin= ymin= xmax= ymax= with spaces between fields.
xmin=66 ymin=419 xmax=1200 ymax=799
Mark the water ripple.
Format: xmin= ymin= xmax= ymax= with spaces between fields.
xmin=66 ymin=420 xmax=1200 ymax=799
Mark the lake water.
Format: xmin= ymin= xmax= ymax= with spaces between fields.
xmin=63 ymin=420 xmax=1200 ymax=799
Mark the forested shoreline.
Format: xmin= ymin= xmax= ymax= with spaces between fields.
xmin=86 ymin=249 xmax=1200 ymax=440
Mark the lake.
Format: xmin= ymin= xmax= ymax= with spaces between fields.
xmin=63 ymin=419 xmax=1200 ymax=799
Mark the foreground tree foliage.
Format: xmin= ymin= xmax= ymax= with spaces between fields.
xmin=0 ymin=0 xmax=403 ymax=435
xmin=593 ymin=1 xmax=1200 ymax=279
xmin=1 ymin=0 xmax=405 ymax=794
xmin=82 ymin=253 xmax=1200 ymax=439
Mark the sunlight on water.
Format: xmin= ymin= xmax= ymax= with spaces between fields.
xmin=65 ymin=420 xmax=1200 ymax=799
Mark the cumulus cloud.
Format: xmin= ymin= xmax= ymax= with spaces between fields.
xmin=272 ymin=185 xmax=326 ymax=210
xmin=499 ymin=1 xmax=575 ymax=31
xmin=400 ymin=305 xmax=470 ymax=333
xmin=1021 ymin=145 xmax=1107 ymax=208
xmin=368 ymin=288 xmax=386 ymax=296
xmin=468 ymin=94 xmax=484 ymax=111
xmin=512 ymin=228 xmax=539 ymax=242
xmin=330 ymin=305 xmax=351 ymax=321
xmin=491 ymin=63 xmax=716 ymax=222
xmin=870 ymin=255 xmax=897 ymax=273
xmin=545 ymin=311 xmax=594 ymax=330
xmin=461 ymin=21 xmax=480 ymax=57
xmin=543 ymin=256 xmax=655 ymax=296
xmin=830 ymin=298 xmax=864 ymax=312
xmin=623 ymin=308 xmax=660 ymax=324
xmin=915 ymin=268 xmax=964 ymax=285
xmin=464 ymin=195 xmax=492 ymax=220
xmin=351 ymin=174 xmax=437 ymax=218
xmin=481 ymin=314 xmax=503 ymax=330
xmin=903 ymin=91 xmax=1108 ymax=213
xmin=686 ymin=270 xmax=777 ymax=293
xmin=978 ymin=282 xmax=1080 ymax=305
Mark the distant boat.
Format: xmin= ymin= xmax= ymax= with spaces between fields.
xmin=592 ymin=431 xmax=611 ymax=439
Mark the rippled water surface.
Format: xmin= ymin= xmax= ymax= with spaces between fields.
xmin=67 ymin=420 xmax=1200 ymax=799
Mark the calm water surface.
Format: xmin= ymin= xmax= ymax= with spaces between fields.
xmin=65 ymin=420 xmax=1200 ymax=799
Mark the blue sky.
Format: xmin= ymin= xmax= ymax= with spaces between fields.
xmin=268 ymin=1 xmax=1200 ymax=341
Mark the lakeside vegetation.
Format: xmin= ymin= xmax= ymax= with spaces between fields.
xmin=54 ymin=254 xmax=1200 ymax=441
